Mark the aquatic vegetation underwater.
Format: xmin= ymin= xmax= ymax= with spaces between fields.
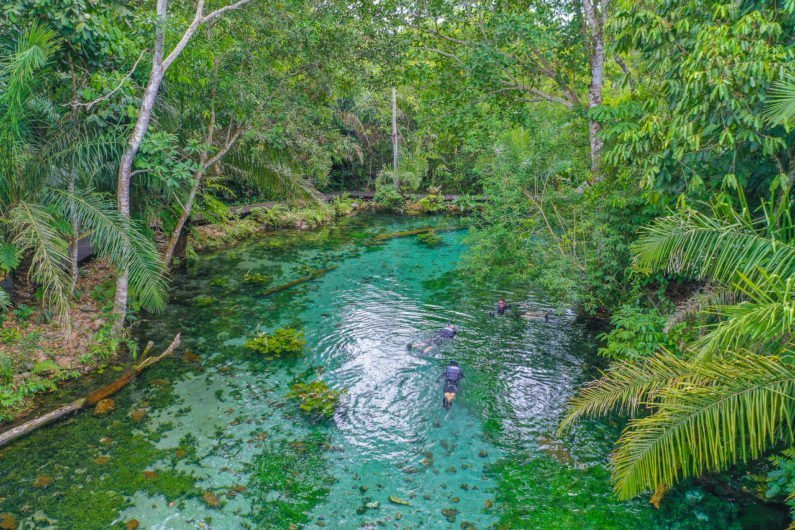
xmin=0 ymin=214 xmax=787 ymax=529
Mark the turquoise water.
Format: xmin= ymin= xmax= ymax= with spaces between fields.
xmin=0 ymin=214 xmax=786 ymax=529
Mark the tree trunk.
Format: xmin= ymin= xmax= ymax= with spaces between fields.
xmin=112 ymin=0 xmax=251 ymax=329
xmin=391 ymin=86 xmax=399 ymax=189
xmin=582 ymin=0 xmax=606 ymax=180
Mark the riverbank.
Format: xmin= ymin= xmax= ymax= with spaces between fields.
xmin=0 ymin=191 xmax=473 ymax=428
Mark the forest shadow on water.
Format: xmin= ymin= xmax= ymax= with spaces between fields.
xmin=0 ymin=213 xmax=788 ymax=529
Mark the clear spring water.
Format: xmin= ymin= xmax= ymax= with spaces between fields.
xmin=0 ymin=214 xmax=787 ymax=529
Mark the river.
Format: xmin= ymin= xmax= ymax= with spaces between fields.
xmin=0 ymin=213 xmax=785 ymax=529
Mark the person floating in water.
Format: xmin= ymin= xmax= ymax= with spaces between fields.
xmin=490 ymin=298 xmax=513 ymax=316
xmin=408 ymin=323 xmax=458 ymax=354
xmin=523 ymin=309 xmax=552 ymax=321
xmin=438 ymin=360 xmax=464 ymax=409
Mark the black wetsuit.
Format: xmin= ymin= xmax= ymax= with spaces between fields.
xmin=432 ymin=327 xmax=457 ymax=345
xmin=442 ymin=364 xmax=463 ymax=409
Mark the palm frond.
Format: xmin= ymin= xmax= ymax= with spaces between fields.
xmin=765 ymin=75 xmax=795 ymax=125
xmin=664 ymin=286 xmax=737 ymax=332
xmin=633 ymin=209 xmax=795 ymax=288
xmin=7 ymin=201 xmax=70 ymax=317
xmin=48 ymin=189 xmax=168 ymax=312
xmin=558 ymin=350 xmax=693 ymax=434
xmin=612 ymin=353 xmax=795 ymax=499
xmin=692 ymin=271 xmax=795 ymax=361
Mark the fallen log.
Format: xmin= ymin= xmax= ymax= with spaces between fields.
xmin=372 ymin=226 xmax=463 ymax=242
xmin=261 ymin=266 xmax=338 ymax=297
xmin=0 ymin=333 xmax=180 ymax=449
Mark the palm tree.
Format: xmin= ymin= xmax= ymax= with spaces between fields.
xmin=0 ymin=23 xmax=168 ymax=337
xmin=559 ymin=190 xmax=795 ymax=501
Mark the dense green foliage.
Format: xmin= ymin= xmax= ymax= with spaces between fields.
xmin=1 ymin=0 xmax=795 ymax=522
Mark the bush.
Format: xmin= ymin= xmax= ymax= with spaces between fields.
xmin=245 ymin=327 xmax=306 ymax=360
xmin=417 ymin=231 xmax=444 ymax=247
xmin=414 ymin=187 xmax=447 ymax=213
xmin=288 ymin=380 xmax=344 ymax=420
xmin=331 ymin=194 xmax=357 ymax=216
xmin=597 ymin=305 xmax=680 ymax=360
xmin=374 ymin=184 xmax=404 ymax=211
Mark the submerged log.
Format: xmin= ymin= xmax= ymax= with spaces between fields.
xmin=372 ymin=226 xmax=463 ymax=242
xmin=0 ymin=334 xmax=180 ymax=449
xmin=260 ymin=266 xmax=338 ymax=297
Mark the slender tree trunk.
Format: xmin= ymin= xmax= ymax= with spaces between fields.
xmin=582 ymin=0 xmax=606 ymax=180
xmin=112 ymin=0 xmax=251 ymax=330
xmin=69 ymin=173 xmax=79 ymax=296
xmin=391 ymin=86 xmax=399 ymax=189
xmin=163 ymin=62 xmax=217 ymax=267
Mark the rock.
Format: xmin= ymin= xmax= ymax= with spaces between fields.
xmin=359 ymin=485 xmax=369 ymax=494
xmin=78 ymin=304 xmax=94 ymax=313
xmin=175 ymin=448 xmax=187 ymax=459
xmin=125 ymin=520 xmax=139 ymax=530
xmin=33 ymin=476 xmax=52 ymax=488
xmin=100 ymin=437 xmax=113 ymax=444
xmin=478 ymin=450 xmax=488 ymax=458
xmin=442 ymin=508 xmax=459 ymax=522
xmin=130 ymin=409 xmax=147 ymax=423
xmin=0 ymin=513 xmax=17 ymax=530
xmin=232 ymin=484 xmax=247 ymax=493
xmin=143 ymin=470 xmax=157 ymax=480
xmin=388 ymin=496 xmax=411 ymax=506
xmin=183 ymin=350 xmax=200 ymax=363
xmin=365 ymin=501 xmax=380 ymax=509
xmin=485 ymin=499 xmax=493 ymax=509
xmin=451 ymin=497 xmax=460 ymax=503
xmin=445 ymin=466 xmax=457 ymax=473
xmin=203 ymin=491 xmax=221 ymax=508
xmin=93 ymin=456 xmax=110 ymax=465
xmin=459 ymin=483 xmax=469 ymax=491
xmin=93 ymin=399 xmax=116 ymax=416
xmin=460 ymin=522 xmax=476 ymax=530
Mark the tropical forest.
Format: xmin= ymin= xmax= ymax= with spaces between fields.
xmin=1 ymin=0 xmax=794 ymax=528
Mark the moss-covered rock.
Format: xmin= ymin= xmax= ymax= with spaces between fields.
xmin=244 ymin=327 xmax=306 ymax=360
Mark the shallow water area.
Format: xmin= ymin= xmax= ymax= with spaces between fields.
xmin=0 ymin=213 xmax=787 ymax=529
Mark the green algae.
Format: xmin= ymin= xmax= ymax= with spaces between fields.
xmin=249 ymin=433 xmax=335 ymax=527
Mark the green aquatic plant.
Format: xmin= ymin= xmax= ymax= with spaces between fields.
xmin=193 ymin=295 xmax=218 ymax=307
xmin=416 ymin=231 xmax=444 ymax=247
xmin=245 ymin=327 xmax=306 ymax=359
xmin=288 ymin=380 xmax=344 ymax=420
xmin=242 ymin=270 xmax=272 ymax=285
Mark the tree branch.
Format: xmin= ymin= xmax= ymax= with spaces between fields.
xmin=69 ymin=50 xmax=147 ymax=110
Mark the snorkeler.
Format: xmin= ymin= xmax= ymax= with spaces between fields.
xmin=523 ymin=309 xmax=552 ymax=321
xmin=490 ymin=298 xmax=513 ymax=317
xmin=437 ymin=360 xmax=464 ymax=409
xmin=408 ymin=323 xmax=458 ymax=354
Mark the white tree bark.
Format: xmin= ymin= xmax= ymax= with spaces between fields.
xmin=112 ymin=0 xmax=251 ymax=328
xmin=391 ymin=86 xmax=399 ymax=189
xmin=582 ymin=0 xmax=606 ymax=180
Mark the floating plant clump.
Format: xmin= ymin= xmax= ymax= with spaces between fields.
xmin=288 ymin=380 xmax=345 ymax=421
xmin=244 ymin=327 xmax=306 ymax=360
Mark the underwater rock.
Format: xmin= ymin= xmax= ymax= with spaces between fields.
xmin=143 ymin=470 xmax=157 ymax=480
xmin=124 ymin=520 xmax=139 ymax=530
xmin=183 ymin=350 xmax=201 ymax=363
xmin=445 ymin=466 xmax=457 ymax=473
xmin=451 ymin=497 xmax=460 ymax=503
xmin=130 ymin=409 xmax=147 ymax=422
xmin=0 ymin=513 xmax=17 ymax=530
xmin=175 ymin=448 xmax=187 ymax=459
xmin=365 ymin=501 xmax=380 ymax=509
xmin=32 ymin=476 xmax=52 ymax=488
xmin=359 ymin=485 xmax=369 ymax=494
xmin=93 ymin=456 xmax=110 ymax=465
xmin=478 ymin=450 xmax=488 ymax=458
xmin=388 ymin=496 xmax=411 ymax=506
xmin=485 ymin=499 xmax=493 ymax=509
xmin=93 ymin=398 xmax=116 ymax=416
xmin=442 ymin=508 xmax=459 ymax=522
xmin=460 ymin=483 xmax=469 ymax=491
xmin=460 ymin=522 xmax=476 ymax=530
xmin=232 ymin=484 xmax=247 ymax=493
xmin=203 ymin=491 xmax=221 ymax=508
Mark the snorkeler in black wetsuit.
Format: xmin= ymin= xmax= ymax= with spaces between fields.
xmin=407 ymin=324 xmax=458 ymax=354
xmin=438 ymin=361 xmax=464 ymax=409
xmin=490 ymin=298 xmax=512 ymax=317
